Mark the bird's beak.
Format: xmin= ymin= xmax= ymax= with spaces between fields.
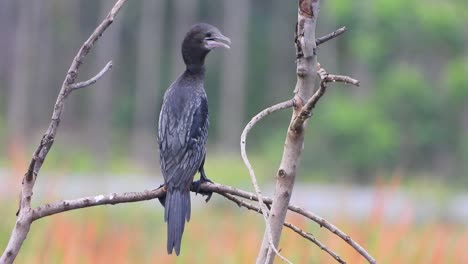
xmin=205 ymin=34 xmax=231 ymax=49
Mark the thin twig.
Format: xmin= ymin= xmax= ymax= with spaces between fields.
xmin=303 ymin=66 xmax=360 ymax=113
xmin=286 ymin=203 xmax=376 ymax=264
xmin=221 ymin=192 xmax=345 ymax=264
xmin=240 ymin=99 xmax=295 ymax=263
xmin=69 ymin=61 xmax=113 ymax=90
xmin=316 ymin=26 xmax=347 ymax=46
xmin=283 ymin=223 xmax=345 ymax=264
xmin=323 ymin=74 xmax=360 ymax=86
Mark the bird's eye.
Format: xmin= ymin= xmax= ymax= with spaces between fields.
xmin=205 ymin=33 xmax=212 ymax=38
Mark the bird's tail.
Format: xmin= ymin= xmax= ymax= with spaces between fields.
xmin=164 ymin=188 xmax=191 ymax=255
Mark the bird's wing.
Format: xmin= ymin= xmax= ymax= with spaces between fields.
xmin=158 ymin=90 xmax=208 ymax=190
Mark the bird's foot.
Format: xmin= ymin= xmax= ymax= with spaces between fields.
xmin=200 ymin=174 xmax=213 ymax=184
xmin=156 ymin=184 xmax=167 ymax=207
xmin=192 ymin=178 xmax=213 ymax=202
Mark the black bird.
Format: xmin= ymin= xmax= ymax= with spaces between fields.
xmin=157 ymin=23 xmax=231 ymax=255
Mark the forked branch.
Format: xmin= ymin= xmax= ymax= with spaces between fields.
xmin=0 ymin=1 xmax=127 ymax=263
xmin=69 ymin=61 xmax=113 ymax=90
xmin=291 ymin=65 xmax=360 ymax=132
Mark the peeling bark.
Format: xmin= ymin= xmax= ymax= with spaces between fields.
xmin=256 ymin=1 xmax=320 ymax=263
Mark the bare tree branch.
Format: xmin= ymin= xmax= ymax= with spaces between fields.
xmin=69 ymin=61 xmax=113 ymax=90
xmin=24 ymin=179 xmax=358 ymax=264
xmin=32 ymin=188 xmax=164 ymax=221
xmin=316 ymin=26 xmax=347 ymax=46
xmin=16 ymin=180 xmax=374 ymax=264
xmin=0 ymin=1 xmax=128 ymax=263
xmin=220 ymin=192 xmax=345 ymax=264
xmin=286 ymin=203 xmax=376 ymax=264
xmin=240 ymin=99 xmax=295 ymax=263
xmin=209 ymin=181 xmax=375 ymax=264
xmin=32 ymin=183 xmax=250 ymax=220
xmin=291 ymin=66 xmax=360 ymax=132
xmin=318 ymin=67 xmax=360 ymax=86
xmin=283 ymin=223 xmax=345 ymax=264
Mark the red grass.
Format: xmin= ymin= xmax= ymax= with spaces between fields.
xmin=3 ymin=178 xmax=466 ymax=263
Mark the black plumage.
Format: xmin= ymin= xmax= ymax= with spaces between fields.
xmin=157 ymin=23 xmax=230 ymax=255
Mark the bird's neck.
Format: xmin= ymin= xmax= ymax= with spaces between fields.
xmin=182 ymin=46 xmax=209 ymax=74
xmin=185 ymin=64 xmax=206 ymax=75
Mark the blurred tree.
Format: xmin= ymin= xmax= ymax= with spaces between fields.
xmin=6 ymin=0 xmax=31 ymax=152
xmin=0 ymin=0 xmax=466 ymax=183
xmin=0 ymin=0 xmax=14 ymax=106
xmin=62 ymin=0 xmax=84 ymax=133
xmin=87 ymin=1 xmax=123 ymax=162
xmin=266 ymin=0 xmax=295 ymax=102
xmin=170 ymin=0 xmax=199 ymax=80
xmin=0 ymin=0 xmax=15 ymax=155
xmin=218 ymin=0 xmax=250 ymax=151
xmin=376 ymin=65 xmax=445 ymax=172
xmin=29 ymin=0 xmax=53 ymax=131
xmin=131 ymin=0 xmax=165 ymax=163
xmin=445 ymin=59 xmax=468 ymax=181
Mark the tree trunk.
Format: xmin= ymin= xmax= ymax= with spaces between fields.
xmin=256 ymin=1 xmax=320 ymax=263
xmin=218 ymin=0 xmax=250 ymax=151
xmin=131 ymin=0 xmax=164 ymax=164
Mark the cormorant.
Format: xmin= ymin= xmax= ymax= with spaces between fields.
xmin=157 ymin=23 xmax=231 ymax=255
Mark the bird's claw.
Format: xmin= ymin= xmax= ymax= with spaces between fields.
xmin=192 ymin=179 xmax=213 ymax=203
xmin=157 ymin=184 xmax=167 ymax=207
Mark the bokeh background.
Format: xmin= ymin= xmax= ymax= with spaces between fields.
xmin=1 ymin=0 xmax=468 ymax=263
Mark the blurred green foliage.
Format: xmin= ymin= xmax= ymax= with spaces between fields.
xmin=259 ymin=0 xmax=468 ymax=183
xmin=0 ymin=0 xmax=467 ymax=185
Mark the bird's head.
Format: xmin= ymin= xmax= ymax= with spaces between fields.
xmin=182 ymin=23 xmax=231 ymax=69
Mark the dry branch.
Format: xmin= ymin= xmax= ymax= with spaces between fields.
xmin=69 ymin=61 xmax=113 ymax=90
xmin=291 ymin=66 xmax=360 ymax=132
xmin=221 ymin=192 xmax=345 ymax=264
xmin=283 ymin=223 xmax=345 ymax=264
xmin=316 ymin=26 xmax=347 ymax=46
xmin=23 ymin=180 xmax=364 ymax=264
xmin=240 ymin=99 xmax=295 ymax=263
xmin=211 ymin=181 xmax=375 ymax=263
xmin=286 ymin=203 xmax=376 ymax=264
xmin=0 ymin=1 xmax=127 ymax=263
